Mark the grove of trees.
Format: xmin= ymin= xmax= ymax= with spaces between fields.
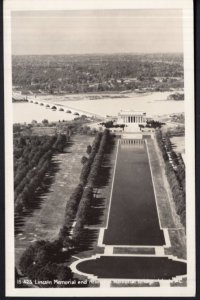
xmin=156 ymin=130 xmax=185 ymax=227
xmin=14 ymin=133 xmax=68 ymax=213
xmin=19 ymin=240 xmax=72 ymax=286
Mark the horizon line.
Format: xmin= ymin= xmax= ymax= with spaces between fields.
xmin=12 ymin=52 xmax=183 ymax=56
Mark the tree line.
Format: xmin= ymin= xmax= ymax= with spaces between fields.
xmin=156 ymin=130 xmax=185 ymax=227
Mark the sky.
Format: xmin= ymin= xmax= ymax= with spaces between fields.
xmin=12 ymin=9 xmax=183 ymax=55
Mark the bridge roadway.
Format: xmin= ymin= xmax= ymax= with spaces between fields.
xmin=27 ymin=98 xmax=104 ymax=120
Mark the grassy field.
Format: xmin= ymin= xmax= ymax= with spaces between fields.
xmin=170 ymin=277 xmax=187 ymax=287
xmin=31 ymin=126 xmax=57 ymax=135
xmin=113 ymin=247 xmax=155 ymax=255
xmin=165 ymin=229 xmax=186 ymax=260
xmin=15 ymin=134 xmax=94 ymax=266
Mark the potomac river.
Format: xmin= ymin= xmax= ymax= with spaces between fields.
xmin=13 ymin=91 xmax=184 ymax=123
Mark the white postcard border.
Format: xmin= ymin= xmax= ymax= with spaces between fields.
xmin=4 ymin=0 xmax=195 ymax=297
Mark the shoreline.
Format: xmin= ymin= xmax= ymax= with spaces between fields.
xmin=12 ymin=89 xmax=184 ymax=100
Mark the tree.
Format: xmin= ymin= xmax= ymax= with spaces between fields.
xmin=59 ymin=225 xmax=70 ymax=240
xmin=57 ymin=265 xmax=73 ymax=281
xmin=86 ymin=145 xmax=92 ymax=155
xmin=36 ymin=263 xmax=56 ymax=281
xmin=42 ymin=119 xmax=49 ymax=125
xmin=19 ymin=239 xmax=73 ymax=283
xmin=19 ymin=244 xmax=35 ymax=275
xmin=58 ymin=226 xmax=73 ymax=248
xmin=72 ymin=219 xmax=84 ymax=244
xmin=81 ymin=156 xmax=88 ymax=165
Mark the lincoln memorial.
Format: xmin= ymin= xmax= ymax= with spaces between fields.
xmin=117 ymin=110 xmax=147 ymax=125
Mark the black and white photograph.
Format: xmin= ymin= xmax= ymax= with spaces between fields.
xmin=4 ymin=0 xmax=195 ymax=297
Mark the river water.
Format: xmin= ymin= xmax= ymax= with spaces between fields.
xmin=13 ymin=91 xmax=184 ymax=123
xmin=13 ymin=102 xmax=74 ymax=123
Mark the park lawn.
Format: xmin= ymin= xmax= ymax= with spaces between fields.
xmin=170 ymin=277 xmax=187 ymax=287
xmin=31 ymin=126 xmax=57 ymax=135
xmin=165 ymin=229 xmax=186 ymax=260
xmin=15 ymin=134 xmax=94 ymax=267
xmin=113 ymin=247 xmax=155 ymax=255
